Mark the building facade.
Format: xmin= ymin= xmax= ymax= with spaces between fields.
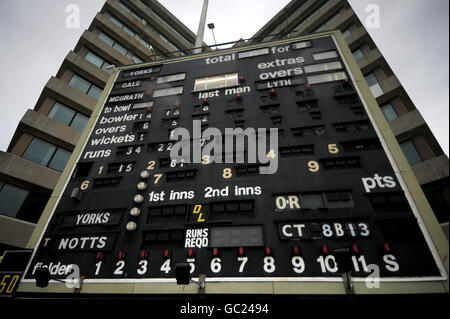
xmin=0 ymin=0 xmax=203 ymax=254
xmin=0 ymin=0 xmax=448 ymax=256
xmin=248 ymin=0 xmax=449 ymax=235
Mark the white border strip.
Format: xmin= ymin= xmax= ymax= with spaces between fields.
xmin=332 ymin=35 xmax=448 ymax=281
xmin=21 ymin=275 xmax=444 ymax=285
xmin=21 ymin=72 xmax=121 ymax=279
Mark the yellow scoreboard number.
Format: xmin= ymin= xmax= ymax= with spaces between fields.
xmin=0 ymin=273 xmax=21 ymax=296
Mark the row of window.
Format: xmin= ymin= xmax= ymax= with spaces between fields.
xmin=0 ymin=183 xmax=48 ymax=223
xmin=22 ymin=137 xmax=71 ymax=172
xmin=48 ymin=102 xmax=89 ymax=132
xmin=68 ymin=74 xmax=103 ymax=100
xmin=118 ymin=1 xmax=185 ymax=55
xmin=98 ymin=31 xmax=143 ymax=64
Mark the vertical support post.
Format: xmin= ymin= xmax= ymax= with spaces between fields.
xmin=194 ymin=0 xmax=209 ymax=54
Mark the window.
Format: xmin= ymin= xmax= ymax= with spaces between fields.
xmin=70 ymin=113 xmax=89 ymax=131
xmin=69 ymin=74 xmax=103 ymax=100
xmin=157 ymin=73 xmax=186 ymax=84
xmin=381 ymin=103 xmax=399 ymax=122
xmin=238 ymin=48 xmax=270 ymax=59
xmin=145 ymin=23 xmax=183 ymax=53
xmin=132 ymin=55 xmax=144 ymax=64
xmin=22 ymin=138 xmax=56 ymax=166
xmin=342 ymin=28 xmax=352 ymax=38
xmin=307 ymin=71 xmax=347 ymax=84
xmin=48 ymin=148 xmax=72 ymax=172
xmin=352 ymin=49 xmax=363 ymax=60
xmin=0 ymin=184 xmax=29 ymax=218
xmin=313 ymin=51 xmax=338 ymax=61
xmin=400 ymin=140 xmax=423 ymax=166
xmin=365 ymin=73 xmax=384 ymax=98
xmin=304 ymin=61 xmax=342 ymax=73
xmin=291 ymin=0 xmax=332 ymax=31
xmin=48 ymin=102 xmax=89 ymax=131
xmin=315 ymin=10 xmax=342 ymax=32
xmin=85 ymin=51 xmax=113 ymax=74
xmin=109 ymin=16 xmax=136 ymax=38
xmin=139 ymin=38 xmax=154 ymax=51
xmin=194 ymin=73 xmax=239 ymax=92
xmin=153 ymin=86 xmax=184 ymax=98
xmin=119 ymin=1 xmax=144 ymax=22
xmin=98 ymin=32 xmax=128 ymax=56
xmin=22 ymin=138 xmax=71 ymax=172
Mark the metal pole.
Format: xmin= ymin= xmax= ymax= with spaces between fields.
xmin=194 ymin=0 xmax=209 ymax=54
xmin=211 ymin=29 xmax=217 ymax=47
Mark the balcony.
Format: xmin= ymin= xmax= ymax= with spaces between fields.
xmin=389 ymin=110 xmax=426 ymax=138
xmin=37 ymin=76 xmax=98 ymax=116
xmin=0 ymin=151 xmax=60 ymax=193
xmin=58 ymin=51 xmax=110 ymax=89
xmin=77 ymin=30 xmax=133 ymax=67
xmin=18 ymin=110 xmax=81 ymax=151
xmin=357 ymin=48 xmax=383 ymax=74
xmin=412 ymin=155 xmax=449 ymax=186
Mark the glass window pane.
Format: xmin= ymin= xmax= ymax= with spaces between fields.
xmin=48 ymin=102 xmax=75 ymax=126
xmin=98 ymin=32 xmax=115 ymax=47
xmin=22 ymin=138 xmax=56 ymax=166
xmin=369 ymin=83 xmax=384 ymax=98
xmin=48 ymin=148 xmax=72 ymax=172
xmin=70 ymin=113 xmax=89 ymax=131
xmin=381 ymin=103 xmax=399 ymax=122
xmin=123 ymin=26 xmax=136 ymax=37
xmin=342 ymin=29 xmax=352 ymax=38
xmin=113 ymin=42 xmax=128 ymax=55
xmin=365 ymin=73 xmax=378 ymax=87
xmin=0 ymin=184 xmax=29 ymax=218
xmin=109 ymin=16 xmax=124 ymax=28
xmin=119 ymin=1 xmax=131 ymax=13
xmin=400 ymin=140 xmax=423 ymax=166
xmin=85 ymin=51 xmax=104 ymax=68
xmin=88 ymin=85 xmax=103 ymax=100
xmin=69 ymin=75 xmax=91 ymax=94
xmin=102 ymin=63 xmax=114 ymax=74
xmin=352 ymin=49 xmax=363 ymax=60
xmin=132 ymin=55 xmax=143 ymax=64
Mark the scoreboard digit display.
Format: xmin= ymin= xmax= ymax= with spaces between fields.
xmin=19 ymin=33 xmax=448 ymax=295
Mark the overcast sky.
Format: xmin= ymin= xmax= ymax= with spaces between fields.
xmin=0 ymin=0 xmax=448 ymax=155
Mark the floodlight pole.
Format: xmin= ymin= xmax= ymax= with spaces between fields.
xmin=194 ymin=0 xmax=209 ymax=54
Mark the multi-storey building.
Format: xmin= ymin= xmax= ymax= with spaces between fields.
xmin=0 ymin=0 xmax=448 ymax=257
xmin=249 ymin=0 xmax=449 ymax=235
xmin=0 ymin=0 xmax=203 ymax=254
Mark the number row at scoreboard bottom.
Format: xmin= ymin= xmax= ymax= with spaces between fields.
xmin=93 ymin=253 xmax=400 ymax=277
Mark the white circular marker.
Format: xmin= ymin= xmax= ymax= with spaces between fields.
xmin=130 ymin=207 xmax=141 ymax=217
xmin=140 ymin=170 xmax=150 ymax=179
xmin=126 ymin=221 xmax=137 ymax=232
xmin=137 ymin=182 xmax=147 ymax=190
xmin=134 ymin=194 xmax=144 ymax=203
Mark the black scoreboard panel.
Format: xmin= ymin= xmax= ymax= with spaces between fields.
xmin=24 ymin=35 xmax=442 ymax=284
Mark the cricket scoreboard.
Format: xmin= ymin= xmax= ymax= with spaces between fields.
xmin=18 ymin=32 xmax=448 ymax=295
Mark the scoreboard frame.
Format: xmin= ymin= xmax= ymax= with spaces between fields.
xmin=17 ymin=31 xmax=449 ymax=295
